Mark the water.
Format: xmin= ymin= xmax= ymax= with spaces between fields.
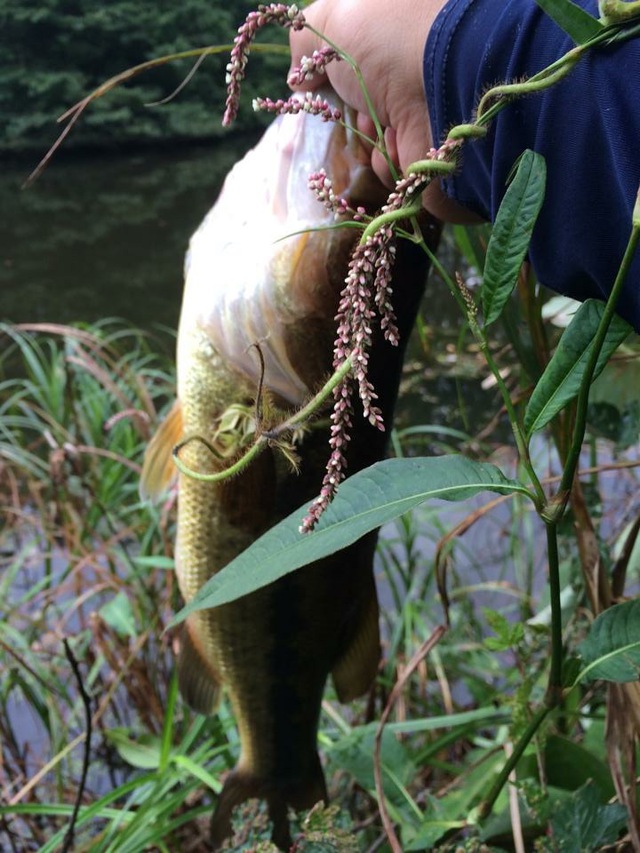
xmin=1 ymin=138 xmax=259 ymax=329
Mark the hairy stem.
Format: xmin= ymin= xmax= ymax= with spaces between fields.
xmin=173 ymin=358 xmax=354 ymax=482
xmin=305 ymin=23 xmax=398 ymax=181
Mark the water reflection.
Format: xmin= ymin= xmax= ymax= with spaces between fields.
xmin=1 ymin=137 xmax=259 ymax=329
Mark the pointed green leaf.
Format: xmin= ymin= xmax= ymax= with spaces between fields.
xmin=579 ymin=599 xmax=640 ymax=682
xmin=105 ymin=730 xmax=161 ymax=769
xmin=550 ymin=782 xmax=627 ymax=852
xmin=328 ymin=726 xmax=416 ymax=805
xmin=524 ymin=299 xmax=631 ymax=436
xmin=544 ymin=735 xmax=615 ymax=797
xmin=534 ymin=0 xmax=603 ymax=44
xmin=172 ymin=755 xmax=223 ymax=792
xmin=482 ymin=150 xmax=546 ymax=326
xmin=133 ymin=555 xmax=175 ymax=571
xmin=99 ymin=592 xmax=136 ymax=638
xmin=171 ymin=456 xmax=531 ymax=623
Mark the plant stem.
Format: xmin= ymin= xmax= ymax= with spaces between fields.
xmin=172 ymin=433 xmax=264 ymax=482
xmin=360 ymin=199 xmax=424 ymax=244
xmin=265 ymin=356 xmax=353 ymax=435
xmin=173 ymin=358 xmax=354 ymax=482
xmin=476 ymin=705 xmax=552 ymax=820
xmin=544 ymin=519 xmax=564 ymax=704
xmin=305 ymin=24 xmax=399 ymax=182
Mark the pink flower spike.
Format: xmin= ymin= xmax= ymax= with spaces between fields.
xmin=287 ymin=47 xmax=341 ymax=86
xmin=252 ymin=92 xmax=341 ymax=122
xmin=299 ymin=381 xmax=354 ymax=533
xmin=308 ymin=169 xmax=353 ymax=217
xmin=223 ymin=4 xmax=306 ymax=127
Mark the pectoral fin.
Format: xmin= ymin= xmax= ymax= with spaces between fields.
xmin=331 ymin=578 xmax=380 ymax=703
xmin=139 ymin=400 xmax=183 ymax=501
xmin=178 ymin=616 xmax=222 ymax=715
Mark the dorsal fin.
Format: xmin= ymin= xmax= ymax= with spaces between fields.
xmin=139 ymin=400 xmax=183 ymax=501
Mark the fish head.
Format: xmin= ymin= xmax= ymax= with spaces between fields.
xmin=178 ymin=90 xmax=390 ymax=407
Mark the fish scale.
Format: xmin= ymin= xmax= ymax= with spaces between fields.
xmin=141 ymin=89 xmax=440 ymax=849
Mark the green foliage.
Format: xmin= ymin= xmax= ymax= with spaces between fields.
xmin=588 ymin=348 xmax=640 ymax=445
xmin=579 ymin=599 xmax=640 ymax=681
xmin=328 ymin=726 xmax=417 ymax=808
xmin=482 ymin=150 xmax=546 ymax=326
xmin=524 ymin=299 xmax=632 ymax=435
xmin=174 ymin=457 xmax=530 ymax=619
xmin=532 ymin=0 xmax=603 ymax=44
xmin=483 ymin=608 xmax=525 ymax=651
xmin=548 ymin=782 xmax=627 ymax=851
xmin=0 ymin=323 xmax=231 ymax=851
xmin=3 ymin=6 xmax=640 ymax=848
xmin=0 ymin=0 xmax=288 ymax=152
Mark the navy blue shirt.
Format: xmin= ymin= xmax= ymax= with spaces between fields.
xmin=425 ymin=0 xmax=640 ymax=331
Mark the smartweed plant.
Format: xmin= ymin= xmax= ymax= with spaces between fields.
xmin=174 ymin=1 xmax=640 ymax=850
xmin=3 ymin=1 xmax=640 ymax=851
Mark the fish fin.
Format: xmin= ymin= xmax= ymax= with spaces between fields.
xmin=177 ymin=619 xmax=221 ymax=715
xmin=210 ymin=763 xmax=327 ymax=851
xmin=139 ymin=400 xmax=183 ymax=501
xmin=331 ymin=579 xmax=381 ymax=703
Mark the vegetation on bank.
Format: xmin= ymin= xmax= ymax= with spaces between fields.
xmin=0 ymin=0 xmax=288 ymax=153
xmin=0 ymin=252 xmax=639 ymax=850
xmin=2 ymin=1 xmax=640 ymax=850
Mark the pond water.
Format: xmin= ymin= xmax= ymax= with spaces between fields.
xmin=1 ymin=139 xmax=260 ymax=330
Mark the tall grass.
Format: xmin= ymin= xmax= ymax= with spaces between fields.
xmin=0 ymin=322 xmax=233 ymax=851
xmin=0 ymin=282 xmax=638 ymax=851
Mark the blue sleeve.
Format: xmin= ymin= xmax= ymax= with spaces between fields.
xmin=424 ymin=0 xmax=640 ymax=332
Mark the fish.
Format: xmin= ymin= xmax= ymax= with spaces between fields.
xmin=140 ymin=90 xmax=440 ymax=850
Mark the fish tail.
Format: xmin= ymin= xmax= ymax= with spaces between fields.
xmin=210 ymin=762 xmax=327 ymax=851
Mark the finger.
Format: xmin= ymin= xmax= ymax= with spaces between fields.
xmin=288 ymin=2 xmax=328 ymax=90
xmin=356 ymin=112 xmax=376 ymax=150
xmin=370 ymin=127 xmax=399 ymax=189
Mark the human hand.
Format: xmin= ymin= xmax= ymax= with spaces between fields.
xmin=288 ymin=0 xmax=472 ymax=220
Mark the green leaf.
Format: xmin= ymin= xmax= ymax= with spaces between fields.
xmin=327 ymin=727 xmax=416 ymax=806
xmin=172 ymin=456 xmax=530 ymax=622
xmin=589 ymin=350 xmax=640 ymax=446
xmin=579 ymin=599 xmax=640 ymax=682
xmin=105 ymin=729 xmax=161 ymax=769
xmin=99 ymin=592 xmax=136 ymax=638
xmin=133 ymin=555 xmax=175 ymax=570
xmin=482 ymin=150 xmax=546 ymax=326
xmin=549 ymin=782 xmax=627 ymax=851
xmin=172 ymin=755 xmax=223 ymax=793
xmin=404 ymin=819 xmax=467 ymax=851
xmin=533 ymin=0 xmax=604 ymax=44
xmin=524 ymin=299 xmax=631 ymax=435
xmin=483 ymin=607 xmax=524 ymax=651
xmin=544 ymin=734 xmax=614 ymax=798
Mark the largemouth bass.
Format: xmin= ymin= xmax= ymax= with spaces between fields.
xmin=141 ymin=92 xmax=440 ymax=849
